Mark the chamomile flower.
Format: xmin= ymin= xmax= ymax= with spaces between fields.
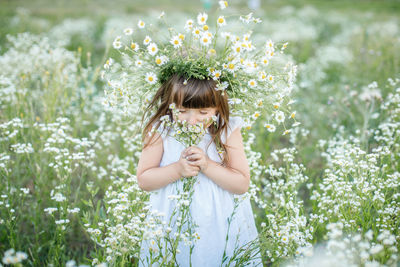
xmin=266 ymin=50 xmax=275 ymax=58
xmin=155 ymin=55 xmax=168 ymax=66
xmin=264 ymin=123 xmax=276 ymax=132
xmin=248 ymin=79 xmax=257 ymax=88
xmin=197 ymin=12 xmax=208 ymax=25
xmin=290 ymin=111 xmax=296 ymax=119
xmin=104 ymin=58 xmax=113 ymax=69
xmin=275 ymin=111 xmax=285 ymax=123
xmin=184 ymin=19 xmax=194 ymax=31
xmin=252 ymin=111 xmax=260 ymax=119
xmin=207 ymin=67 xmax=216 ymax=76
xmin=170 ymin=36 xmax=182 ymax=48
xmin=212 ymin=70 xmax=222 ymax=80
xmin=261 ymin=57 xmax=269 ymax=65
xmin=192 ymin=27 xmax=202 ymax=38
xmin=243 ymin=41 xmax=255 ymax=51
xmin=130 ymin=42 xmax=139 ymax=52
xmin=282 ymin=129 xmax=291 ymax=135
xmin=200 ymin=33 xmax=212 ymax=46
xmin=158 ymin=11 xmax=165 ymax=19
xmin=143 ymin=36 xmax=152 ymax=46
xmin=232 ymin=42 xmax=243 ymax=54
xmin=208 ymin=48 xmax=217 ymax=56
xmin=147 ymin=43 xmax=158 ymax=56
xmin=138 ymin=20 xmax=145 ymax=29
xmin=225 ymin=62 xmax=237 ymax=73
xmin=217 ymin=16 xmax=226 ymax=27
xmin=135 ymin=60 xmax=143 ymax=67
xmin=258 ymin=71 xmax=267 ymax=81
xmin=281 ymin=235 xmax=289 ymax=243
xmin=219 ymin=0 xmax=228 ymax=9
xmin=266 ymin=40 xmax=274 ymax=50
xmin=273 ymin=102 xmax=280 ymax=109
xmin=123 ymin=28 xmax=133 ymax=35
xmin=178 ymin=33 xmax=185 ymax=40
xmin=145 ymin=72 xmax=157 ymax=84
xmin=267 ymin=74 xmax=274 ymax=82
xmin=113 ymin=36 xmax=122 ymax=49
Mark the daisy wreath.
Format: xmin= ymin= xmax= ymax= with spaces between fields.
xmin=102 ymin=1 xmax=298 ymax=134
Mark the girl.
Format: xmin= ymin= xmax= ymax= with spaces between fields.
xmin=137 ymin=74 xmax=262 ymax=266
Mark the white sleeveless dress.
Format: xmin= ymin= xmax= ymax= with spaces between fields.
xmin=139 ymin=117 xmax=262 ymax=267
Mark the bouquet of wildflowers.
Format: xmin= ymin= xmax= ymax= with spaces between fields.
xmin=102 ymin=1 xmax=298 ymax=134
xmin=154 ymin=103 xmax=216 ymax=192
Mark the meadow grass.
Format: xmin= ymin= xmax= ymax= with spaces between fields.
xmin=0 ymin=0 xmax=399 ymax=266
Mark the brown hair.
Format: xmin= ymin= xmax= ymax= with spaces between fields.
xmin=142 ymin=74 xmax=230 ymax=164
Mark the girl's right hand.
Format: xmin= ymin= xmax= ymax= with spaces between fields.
xmin=176 ymin=151 xmax=200 ymax=177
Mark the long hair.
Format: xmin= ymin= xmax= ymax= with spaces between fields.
xmin=142 ymin=74 xmax=230 ymax=165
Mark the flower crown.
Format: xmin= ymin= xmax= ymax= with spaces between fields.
xmin=102 ymin=1 xmax=298 ymax=134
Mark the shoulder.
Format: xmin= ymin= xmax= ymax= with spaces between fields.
xmin=222 ymin=116 xmax=244 ymax=144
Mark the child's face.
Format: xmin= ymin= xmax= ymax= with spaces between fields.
xmin=174 ymin=106 xmax=217 ymax=126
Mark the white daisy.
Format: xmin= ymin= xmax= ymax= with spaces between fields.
xmin=155 ymin=55 xmax=168 ymax=66
xmin=123 ymin=28 xmax=133 ymax=35
xmin=248 ymin=79 xmax=257 ymax=88
xmin=258 ymin=71 xmax=267 ymax=81
xmin=267 ymin=74 xmax=274 ymax=83
xmin=147 ymin=43 xmax=158 ymax=56
xmin=135 ymin=60 xmax=143 ymax=67
xmin=184 ymin=19 xmax=194 ymax=31
xmin=192 ymin=27 xmax=202 ymax=38
xmin=170 ymin=36 xmax=182 ymax=48
xmin=261 ymin=57 xmax=269 ymax=65
xmin=266 ymin=39 xmax=274 ymax=50
xmin=143 ymin=36 xmax=152 ymax=46
xmin=138 ymin=20 xmax=145 ymax=29
xmin=197 ymin=12 xmax=208 ymax=25
xmin=145 ymin=72 xmax=157 ymax=84
xmin=219 ymin=0 xmax=228 ymax=9
xmin=225 ymin=62 xmax=237 ymax=73
xmin=130 ymin=42 xmax=139 ymax=52
xmin=103 ymin=58 xmax=113 ymax=69
xmin=200 ymin=33 xmax=211 ymax=46
xmin=217 ymin=16 xmax=226 ymax=27
xmin=264 ymin=123 xmax=276 ymax=132
xmin=212 ymin=70 xmax=222 ymax=80
xmin=207 ymin=67 xmax=216 ymax=76
xmin=251 ymin=111 xmax=261 ymax=120
xmin=232 ymin=42 xmax=242 ymax=54
xmin=275 ymin=111 xmax=285 ymax=123
xmin=112 ymin=36 xmax=122 ymax=49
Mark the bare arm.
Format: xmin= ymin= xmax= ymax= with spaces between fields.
xmin=137 ymin=133 xmax=200 ymax=192
xmin=185 ymin=127 xmax=250 ymax=195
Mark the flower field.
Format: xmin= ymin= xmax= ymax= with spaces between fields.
xmin=0 ymin=0 xmax=399 ymax=266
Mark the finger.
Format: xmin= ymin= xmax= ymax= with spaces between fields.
xmin=187 ymin=154 xmax=202 ymax=161
xmin=187 ymin=161 xmax=200 ymax=167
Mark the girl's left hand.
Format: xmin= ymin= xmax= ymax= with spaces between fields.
xmin=183 ymin=146 xmax=209 ymax=172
